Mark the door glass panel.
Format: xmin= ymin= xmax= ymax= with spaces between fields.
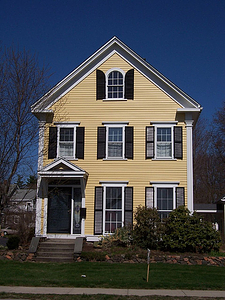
xmin=73 ymin=187 xmax=82 ymax=234
xmin=47 ymin=187 xmax=71 ymax=233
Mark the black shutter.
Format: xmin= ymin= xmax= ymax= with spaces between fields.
xmin=176 ymin=187 xmax=185 ymax=207
xmin=94 ymin=187 xmax=103 ymax=235
xmin=125 ymin=126 xmax=133 ymax=159
xmin=145 ymin=187 xmax=154 ymax=208
xmin=48 ymin=127 xmax=57 ymax=159
xmin=76 ymin=127 xmax=85 ymax=159
xmin=124 ymin=187 xmax=133 ymax=227
xmin=125 ymin=69 xmax=134 ymax=99
xmin=97 ymin=127 xmax=106 ymax=159
xmin=96 ymin=70 xmax=105 ymax=100
xmin=174 ymin=126 xmax=183 ymax=159
xmin=146 ymin=126 xmax=154 ymax=159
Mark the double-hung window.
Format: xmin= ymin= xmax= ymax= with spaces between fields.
xmin=97 ymin=122 xmax=133 ymax=160
xmin=145 ymin=183 xmax=185 ymax=220
xmin=94 ymin=183 xmax=133 ymax=235
xmin=105 ymin=186 xmax=123 ymax=233
xmin=107 ymin=70 xmax=124 ymax=99
xmin=96 ymin=69 xmax=134 ymax=100
xmin=146 ymin=122 xmax=183 ymax=160
xmin=48 ymin=123 xmax=85 ymax=160
xmin=59 ymin=127 xmax=75 ymax=157
xmin=156 ymin=127 xmax=172 ymax=158
xmin=107 ymin=126 xmax=124 ymax=159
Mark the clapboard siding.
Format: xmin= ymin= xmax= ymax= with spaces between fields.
xmin=43 ymin=53 xmax=188 ymax=235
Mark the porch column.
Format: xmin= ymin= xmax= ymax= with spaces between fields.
xmin=35 ymin=177 xmax=48 ymax=236
xmin=185 ymin=117 xmax=194 ymax=213
xmin=37 ymin=120 xmax=46 ymax=171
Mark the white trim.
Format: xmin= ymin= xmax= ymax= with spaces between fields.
xmin=105 ymin=68 xmax=125 ymax=100
xmin=100 ymin=181 xmax=129 ymax=185
xmin=150 ymin=121 xmax=178 ymax=125
xmin=151 ymin=182 xmax=179 ymax=217
xmin=150 ymin=181 xmax=180 ymax=185
xmin=37 ymin=121 xmax=46 ymax=171
xmin=31 ymin=37 xmax=202 ymax=117
xmin=102 ymin=121 xmax=129 ymax=125
xmin=154 ymin=124 xmax=176 ymax=160
xmin=100 ymin=182 xmax=127 ymax=235
xmin=185 ymin=118 xmax=194 ymax=213
xmin=104 ymin=123 xmax=126 ymax=160
xmin=56 ymin=123 xmax=79 ymax=159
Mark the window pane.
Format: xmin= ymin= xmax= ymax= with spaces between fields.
xmin=107 ymin=71 xmax=123 ymax=98
xmin=60 ymin=128 xmax=74 ymax=141
xmin=105 ymin=187 xmax=122 ymax=233
xmin=59 ymin=143 xmax=73 ymax=156
xmin=108 ymin=128 xmax=122 ymax=141
xmin=106 ymin=187 xmax=122 ymax=209
xmin=157 ymin=128 xmax=171 ymax=142
xmin=157 ymin=188 xmax=173 ymax=211
xmin=157 ymin=127 xmax=172 ymax=157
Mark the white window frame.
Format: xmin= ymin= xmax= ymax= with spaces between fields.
xmin=105 ymin=68 xmax=125 ymax=100
xmin=103 ymin=122 xmax=128 ymax=160
xmin=101 ymin=182 xmax=127 ymax=235
xmin=151 ymin=122 xmax=177 ymax=160
xmin=55 ymin=122 xmax=80 ymax=159
xmin=151 ymin=182 xmax=179 ymax=219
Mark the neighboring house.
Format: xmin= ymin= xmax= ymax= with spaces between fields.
xmin=194 ymin=197 xmax=225 ymax=241
xmin=2 ymin=188 xmax=36 ymax=229
xmin=31 ymin=37 xmax=202 ymax=241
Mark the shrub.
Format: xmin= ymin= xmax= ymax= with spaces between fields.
xmin=162 ymin=206 xmax=221 ymax=253
xmin=99 ymin=226 xmax=133 ymax=249
xmin=6 ymin=236 xmax=20 ymax=250
xmin=132 ymin=205 xmax=165 ymax=249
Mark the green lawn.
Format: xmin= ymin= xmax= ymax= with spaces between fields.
xmin=0 ymin=260 xmax=225 ymax=290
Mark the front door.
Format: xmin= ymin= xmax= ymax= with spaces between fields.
xmin=47 ymin=187 xmax=72 ymax=233
xmin=47 ymin=186 xmax=83 ymax=234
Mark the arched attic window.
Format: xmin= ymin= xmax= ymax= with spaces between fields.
xmin=107 ymin=69 xmax=124 ymax=99
xmin=96 ymin=68 xmax=134 ymax=100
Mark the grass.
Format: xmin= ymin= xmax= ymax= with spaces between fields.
xmin=2 ymin=294 xmax=225 ymax=300
xmin=0 ymin=260 xmax=225 ymax=290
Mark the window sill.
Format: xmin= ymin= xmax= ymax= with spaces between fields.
xmin=57 ymin=156 xmax=78 ymax=160
xmin=103 ymin=158 xmax=128 ymax=161
xmin=152 ymin=158 xmax=177 ymax=161
xmin=103 ymin=98 xmax=128 ymax=101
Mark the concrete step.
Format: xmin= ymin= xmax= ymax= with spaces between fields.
xmin=35 ymin=238 xmax=83 ymax=263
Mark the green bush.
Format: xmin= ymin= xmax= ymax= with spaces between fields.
xmin=99 ymin=226 xmax=133 ymax=249
xmin=161 ymin=206 xmax=221 ymax=253
xmin=6 ymin=236 xmax=20 ymax=250
xmin=132 ymin=205 xmax=165 ymax=249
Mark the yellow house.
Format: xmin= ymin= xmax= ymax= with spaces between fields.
xmin=31 ymin=37 xmax=202 ymax=241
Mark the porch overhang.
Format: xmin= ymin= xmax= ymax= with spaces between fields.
xmin=38 ymin=158 xmax=88 ymax=180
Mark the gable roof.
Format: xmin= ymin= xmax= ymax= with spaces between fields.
xmin=38 ymin=158 xmax=88 ymax=179
xmin=31 ymin=36 xmax=202 ymax=117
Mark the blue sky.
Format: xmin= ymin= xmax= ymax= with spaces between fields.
xmin=1 ymin=0 xmax=225 ymax=121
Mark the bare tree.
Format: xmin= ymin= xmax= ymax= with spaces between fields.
xmin=0 ymin=47 xmax=50 ymax=215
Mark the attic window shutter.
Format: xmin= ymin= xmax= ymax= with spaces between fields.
xmin=48 ymin=127 xmax=57 ymax=159
xmin=124 ymin=187 xmax=133 ymax=227
xmin=146 ymin=126 xmax=154 ymax=159
xmin=94 ymin=187 xmax=103 ymax=235
xmin=97 ymin=127 xmax=106 ymax=159
xmin=125 ymin=126 xmax=133 ymax=159
xmin=76 ymin=127 xmax=85 ymax=159
xmin=145 ymin=187 xmax=154 ymax=208
xmin=176 ymin=187 xmax=185 ymax=207
xmin=174 ymin=126 xmax=183 ymax=159
xmin=96 ymin=70 xmax=105 ymax=100
xmin=125 ymin=69 xmax=134 ymax=99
